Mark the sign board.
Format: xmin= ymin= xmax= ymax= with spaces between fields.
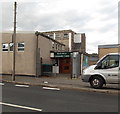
xmin=50 ymin=52 xmax=54 ymax=58
xmin=54 ymin=52 xmax=71 ymax=58
xmin=50 ymin=52 xmax=71 ymax=58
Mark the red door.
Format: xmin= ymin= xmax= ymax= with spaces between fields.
xmin=59 ymin=58 xmax=71 ymax=73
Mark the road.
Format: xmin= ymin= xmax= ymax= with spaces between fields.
xmin=1 ymin=82 xmax=119 ymax=112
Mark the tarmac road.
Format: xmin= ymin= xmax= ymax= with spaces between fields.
xmin=2 ymin=82 xmax=119 ymax=112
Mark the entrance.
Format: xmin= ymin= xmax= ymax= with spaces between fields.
xmin=59 ymin=58 xmax=71 ymax=73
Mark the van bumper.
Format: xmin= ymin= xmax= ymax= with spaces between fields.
xmin=81 ymin=75 xmax=91 ymax=82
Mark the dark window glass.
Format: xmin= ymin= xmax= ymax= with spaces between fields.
xmin=18 ymin=43 xmax=25 ymax=51
xmin=64 ymin=66 xmax=69 ymax=70
xmin=10 ymin=43 xmax=13 ymax=51
xmin=97 ymin=55 xmax=119 ymax=69
xmin=49 ymin=35 xmax=53 ymax=38
xmin=2 ymin=44 xmax=8 ymax=51
xmin=55 ymin=34 xmax=60 ymax=38
xmin=64 ymin=33 xmax=69 ymax=38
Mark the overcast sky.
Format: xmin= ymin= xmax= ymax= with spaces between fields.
xmin=1 ymin=0 xmax=119 ymax=54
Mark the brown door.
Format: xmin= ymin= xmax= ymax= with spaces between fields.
xmin=59 ymin=58 xmax=71 ymax=73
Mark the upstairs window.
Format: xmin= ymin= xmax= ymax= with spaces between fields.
xmin=55 ymin=34 xmax=60 ymax=39
xmin=52 ymin=42 xmax=54 ymax=50
xmin=18 ymin=43 xmax=25 ymax=51
xmin=56 ymin=44 xmax=58 ymax=50
xmin=64 ymin=33 xmax=69 ymax=38
xmin=57 ymin=44 xmax=60 ymax=50
xmin=2 ymin=43 xmax=8 ymax=52
xmin=10 ymin=43 xmax=13 ymax=51
xmin=49 ymin=35 xmax=53 ymax=39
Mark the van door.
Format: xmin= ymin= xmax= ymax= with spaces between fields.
xmin=95 ymin=54 xmax=119 ymax=84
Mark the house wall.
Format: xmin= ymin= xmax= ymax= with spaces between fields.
xmin=38 ymin=35 xmax=53 ymax=64
xmin=1 ymin=33 xmax=37 ymax=76
xmin=42 ymin=30 xmax=75 ymax=51
xmin=1 ymin=32 xmax=64 ymax=76
xmin=88 ymin=54 xmax=98 ymax=66
xmin=57 ymin=39 xmax=69 ymax=51
xmin=81 ymin=34 xmax=86 ymax=53
xmin=43 ymin=30 xmax=86 ymax=53
xmin=98 ymin=47 xmax=119 ymax=59
xmin=0 ymin=33 xmax=2 ymax=75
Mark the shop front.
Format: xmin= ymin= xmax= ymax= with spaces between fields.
xmin=50 ymin=52 xmax=71 ymax=74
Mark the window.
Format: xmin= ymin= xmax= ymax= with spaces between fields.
xmin=10 ymin=43 xmax=13 ymax=51
xmin=64 ymin=66 xmax=69 ymax=70
xmin=56 ymin=44 xmax=58 ymax=50
xmin=49 ymin=35 xmax=53 ymax=38
xmin=97 ymin=55 xmax=119 ymax=69
xmin=55 ymin=34 xmax=60 ymax=39
xmin=52 ymin=42 xmax=54 ymax=50
xmin=58 ymin=45 xmax=59 ymax=50
xmin=64 ymin=33 xmax=69 ymax=38
xmin=2 ymin=43 xmax=8 ymax=51
xmin=18 ymin=43 xmax=25 ymax=51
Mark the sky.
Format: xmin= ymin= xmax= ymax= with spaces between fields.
xmin=0 ymin=0 xmax=119 ymax=54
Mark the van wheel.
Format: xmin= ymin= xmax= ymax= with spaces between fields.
xmin=90 ymin=76 xmax=104 ymax=89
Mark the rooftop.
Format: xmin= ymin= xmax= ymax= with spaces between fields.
xmin=98 ymin=44 xmax=120 ymax=48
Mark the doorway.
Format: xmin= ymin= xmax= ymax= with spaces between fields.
xmin=59 ymin=58 xmax=71 ymax=73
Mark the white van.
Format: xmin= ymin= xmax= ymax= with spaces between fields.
xmin=82 ymin=53 xmax=120 ymax=89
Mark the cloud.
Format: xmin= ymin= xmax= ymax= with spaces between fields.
xmin=1 ymin=0 xmax=119 ymax=54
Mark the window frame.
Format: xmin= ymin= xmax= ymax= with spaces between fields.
xmin=55 ymin=34 xmax=61 ymax=39
xmin=96 ymin=55 xmax=119 ymax=69
xmin=49 ymin=35 xmax=54 ymax=39
xmin=2 ymin=43 xmax=9 ymax=52
xmin=63 ymin=33 xmax=69 ymax=38
xmin=17 ymin=42 xmax=25 ymax=52
xmin=9 ymin=43 xmax=14 ymax=52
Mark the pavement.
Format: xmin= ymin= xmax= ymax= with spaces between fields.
xmin=1 ymin=74 xmax=120 ymax=94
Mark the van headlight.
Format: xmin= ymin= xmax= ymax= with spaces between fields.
xmin=83 ymin=69 xmax=87 ymax=75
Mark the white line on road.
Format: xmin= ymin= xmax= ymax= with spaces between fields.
xmin=43 ymin=81 xmax=48 ymax=84
xmin=0 ymin=102 xmax=42 ymax=112
xmin=0 ymin=83 xmax=4 ymax=86
xmin=43 ymin=87 xmax=60 ymax=91
xmin=15 ymin=84 xmax=29 ymax=88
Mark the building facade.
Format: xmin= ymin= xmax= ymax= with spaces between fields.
xmin=88 ymin=53 xmax=98 ymax=66
xmin=1 ymin=32 xmax=65 ymax=76
xmin=42 ymin=30 xmax=86 ymax=52
xmin=42 ymin=30 xmax=86 ymax=74
xmin=1 ymin=29 xmax=87 ymax=76
xmin=98 ymin=44 xmax=120 ymax=59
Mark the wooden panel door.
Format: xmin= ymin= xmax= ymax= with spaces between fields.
xmin=59 ymin=58 xmax=71 ymax=73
